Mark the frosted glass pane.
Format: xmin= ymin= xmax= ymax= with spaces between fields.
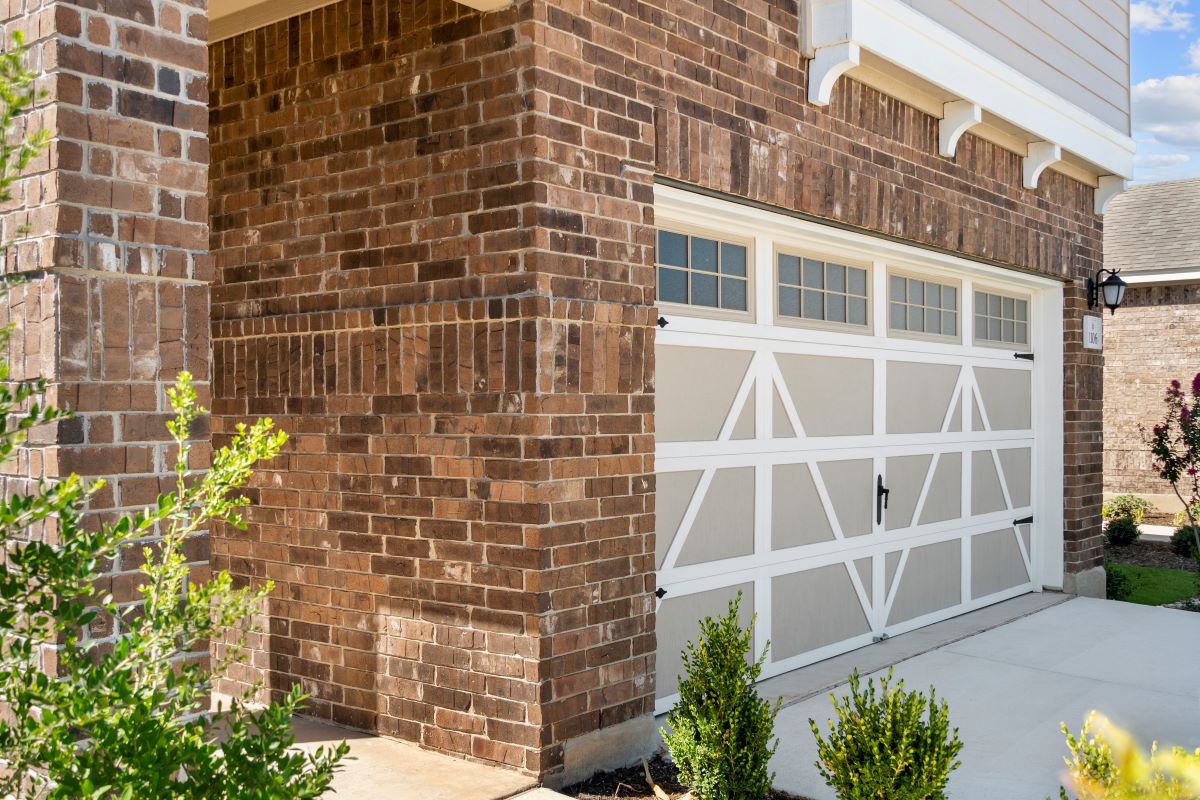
xmin=849 ymin=297 xmax=868 ymax=326
xmin=779 ymin=255 xmax=800 ymax=286
xmin=692 ymin=238 xmax=718 ymax=273
xmin=722 ymin=243 xmax=746 ymax=277
xmin=849 ymin=268 xmax=868 ymax=296
xmin=779 ymin=287 xmax=801 ymax=317
xmin=693 ymin=273 xmax=718 ymax=307
xmin=660 ymin=267 xmax=687 ymax=303
xmin=722 ymin=278 xmax=747 ymax=311
xmin=659 ymin=231 xmax=688 ymax=267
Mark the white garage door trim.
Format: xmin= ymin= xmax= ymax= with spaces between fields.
xmin=652 ymin=185 xmax=1065 ymax=714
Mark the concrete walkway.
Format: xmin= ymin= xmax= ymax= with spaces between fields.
xmin=771 ymin=597 xmax=1200 ymax=800
xmin=291 ymin=716 xmax=545 ymax=800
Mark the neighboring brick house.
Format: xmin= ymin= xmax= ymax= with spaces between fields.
xmin=2 ymin=0 xmax=1133 ymax=789
xmin=1104 ymin=179 xmax=1200 ymax=512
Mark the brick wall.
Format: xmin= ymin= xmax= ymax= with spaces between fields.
xmin=0 ymin=0 xmax=209 ymax=653
xmin=208 ymin=0 xmax=655 ymax=778
xmin=207 ymin=0 xmax=1105 ymax=782
xmin=1104 ymin=283 xmax=1200 ymax=499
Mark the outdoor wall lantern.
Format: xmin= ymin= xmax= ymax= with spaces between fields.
xmin=1087 ymin=268 xmax=1127 ymax=315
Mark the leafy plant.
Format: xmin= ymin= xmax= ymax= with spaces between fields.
xmin=809 ymin=669 xmax=963 ymax=800
xmin=1056 ymin=712 xmax=1200 ymax=799
xmin=1104 ymin=562 xmax=1133 ymax=602
xmin=1171 ymin=525 xmax=1199 ymax=559
xmin=1172 ymin=502 xmax=1200 ymax=528
xmin=1104 ymin=517 xmax=1141 ymax=547
xmin=1145 ymin=374 xmax=1200 ymax=560
xmin=662 ymin=592 xmax=779 ymax=800
xmin=1102 ymin=495 xmax=1153 ymax=525
xmin=0 ymin=370 xmax=348 ymax=799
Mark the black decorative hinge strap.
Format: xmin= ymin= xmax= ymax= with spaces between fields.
xmin=655 ymin=587 xmax=667 ymax=599
xmin=657 ymin=316 xmax=669 ymax=328
xmin=1013 ymin=515 xmax=1034 ymax=526
xmin=1014 ymin=352 xmax=1034 ymax=361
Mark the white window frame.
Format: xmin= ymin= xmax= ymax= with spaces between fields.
xmin=655 ymin=224 xmax=756 ymax=322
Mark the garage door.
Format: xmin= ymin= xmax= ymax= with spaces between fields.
xmin=652 ymin=187 xmax=1063 ymax=713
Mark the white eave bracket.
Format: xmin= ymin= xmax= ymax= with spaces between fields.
xmin=454 ymin=0 xmax=513 ymax=9
xmin=1094 ymin=175 xmax=1127 ymax=215
xmin=804 ymin=0 xmax=1135 ymax=185
xmin=1022 ymin=142 xmax=1061 ymax=190
xmin=809 ymin=43 xmax=861 ymax=106
xmin=939 ymin=100 xmax=981 ymax=158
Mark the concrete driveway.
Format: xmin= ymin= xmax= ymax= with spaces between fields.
xmin=769 ymin=597 xmax=1200 ymax=800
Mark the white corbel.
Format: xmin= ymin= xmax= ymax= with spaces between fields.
xmin=938 ymin=100 xmax=982 ymax=158
xmin=808 ymin=42 xmax=861 ymax=106
xmin=1022 ymin=141 xmax=1061 ymax=190
xmin=1094 ymin=175 xmax=1127 ymax=215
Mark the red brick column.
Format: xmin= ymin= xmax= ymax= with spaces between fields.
xmin=1 ymin=0 xmax=209 ymax=640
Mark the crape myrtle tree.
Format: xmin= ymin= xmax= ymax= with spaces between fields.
xmin=0 ymin=34 xmax=346 ymax=799
xmin=1145 ymin=372 xmax=1200 ymax=559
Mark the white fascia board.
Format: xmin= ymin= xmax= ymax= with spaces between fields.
xmin=809 ymin=0 xmax=1135 ymax=179
xmin=1121 ymin=270 xmax=1200 ymax=285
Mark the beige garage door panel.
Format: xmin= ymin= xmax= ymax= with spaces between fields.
xmin=654 ymin=279 xmax=1040 ymax=711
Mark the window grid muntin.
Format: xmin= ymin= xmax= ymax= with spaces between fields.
xmin=778 ymin=254 xmax=869 ymax=327
xmin=656 ymin=230 xmax=749 ymax=312
xmin=974 ymin=290 xmax=1029 ymax=345
xmin=888 ymin=274 xmax=959 ymax=338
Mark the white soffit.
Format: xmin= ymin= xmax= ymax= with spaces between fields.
xmin=210 ymin=0 xmax=511 ymax=42
xmin=1122 ymin=270 xmax=1200 ymax=285
xmin=805 ymin=0 xmax=1135 ymax=184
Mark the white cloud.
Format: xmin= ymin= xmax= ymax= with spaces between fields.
xmin=1133 ymin=74 xmax=1200 ymax=148
xmin=1132 ymin=0 xmax=1193 ymax=32
xmin=1189 ymin=38 xmax=1200 ymax=67
xmin=1135 ymin=153 xmax=1192 ymax=166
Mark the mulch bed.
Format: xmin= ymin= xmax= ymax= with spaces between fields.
xmin=560 ymin=754 xmax=813 ymax=800
xmin=1106 ymin=538 xmax=1197 ymax=572
xmin=1142 ymin=511 xmax=1181 ymax=527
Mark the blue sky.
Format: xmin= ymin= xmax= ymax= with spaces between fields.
xmin=1130 ymin=1 xmax=1200 ymax=181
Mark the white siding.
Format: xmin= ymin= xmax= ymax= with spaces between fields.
xmin=904 ymin=0 xmax=1130 ymax=133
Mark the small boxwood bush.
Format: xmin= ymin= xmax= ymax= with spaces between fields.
xmin=1103 ymin=516 xmax=1140 ymax=547
xmin=810 ymin=669 xmax=962 ymax=800
xmin=1102 ymin=495 xmax=1152 ymax=525
xmin=1171 ymin=525 xmax=1199 ymax=558
xmin=1104 ymin=562 xmax=1132 ymax=602
xmin=663 ymin=592 xmax=779 ymax=800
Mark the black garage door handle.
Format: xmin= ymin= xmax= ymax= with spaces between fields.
xmin=876 ymin=475 xmax=890 ymax=525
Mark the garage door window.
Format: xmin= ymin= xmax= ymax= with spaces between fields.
xmin=778 ymin=253 xmax=869 ymax=327
xmin=974 ymin=290 xmax=1029 ymax=345
xmin=657 ymin=230 xmax=749 ymax=313
xmin=889 ymin=274 xmax=958 ymax=338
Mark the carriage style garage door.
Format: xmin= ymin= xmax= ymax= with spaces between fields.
xmin=652 ymin=186 xmax=1065 ymax=713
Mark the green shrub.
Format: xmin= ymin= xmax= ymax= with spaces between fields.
xmin=1104 ymin=562 xmax=1132 ymax=602
xmin=1102 ymin=495 xmax=1153 ymax=525
xmin=0 ymin=370 xmax=348 ymax=798
xmin=1055 ymin=712 xmax=1200 ymax=799
xmin=662 ymin=592 xmax=779 ymax=800
xmin=1104 ymin=517 xmax=1141 ymax=547
xmin=810 ymin=669 xmax=962 ymax=800
xmin=1172 ymin=502 xmax=1200 ymax=527
xmin=1171 ymin=525 xmax=1200 ymax=559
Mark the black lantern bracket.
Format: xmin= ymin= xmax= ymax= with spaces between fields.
xmin=1086 ymin=268 xmax=1127 ymax=315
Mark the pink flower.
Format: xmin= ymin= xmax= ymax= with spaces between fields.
xmin=1173 ymin=380 xmax=1183 ymax=389
xmin=1188 ymin=468 xmax=1198 ymax=476
xmin=1183 ymin=407 xmax=1192 ymax=426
